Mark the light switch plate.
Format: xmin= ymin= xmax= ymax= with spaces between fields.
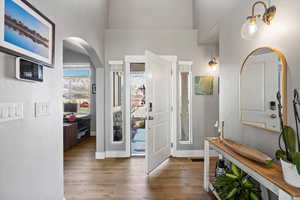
xmin=35 ymin=102 xmax=50 ymax=117
xmin=0 ymin=103 xmax=24 ymax=122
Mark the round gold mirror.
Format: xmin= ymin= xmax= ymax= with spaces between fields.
xmin=240 ymin=47 xmax=287 ymax=133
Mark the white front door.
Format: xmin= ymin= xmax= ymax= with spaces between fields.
xmin=145 ymin=51 xmax=172 ymax=174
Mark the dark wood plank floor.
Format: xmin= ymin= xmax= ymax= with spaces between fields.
xmin=64 ymin=136 xmax=217 ymax=200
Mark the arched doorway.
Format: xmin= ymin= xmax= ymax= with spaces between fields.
xmin=62 ymin=37 xmax=105 ymax=158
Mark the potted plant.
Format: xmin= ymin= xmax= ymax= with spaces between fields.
xmin=213 ymin=163 xmax=261 ymax=200
xmin=275 ymin=91 xmax=300 ymax=188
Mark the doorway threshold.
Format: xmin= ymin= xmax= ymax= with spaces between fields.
xmin=131 ymin=154 xmax=145 ymax=157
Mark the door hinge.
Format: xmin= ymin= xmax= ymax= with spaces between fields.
xmin=171 ymin=143 xmax=174 ymax=148
xmin=171 ymin=106 xmax=173 ymax=112
xmin=171 ymin=69 xmax=173 ymax=76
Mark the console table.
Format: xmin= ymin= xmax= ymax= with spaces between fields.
xmin=63 ymin=115 xmax=91 ymax=151
xmin=204 ymin=137 xmax=300 ymax=200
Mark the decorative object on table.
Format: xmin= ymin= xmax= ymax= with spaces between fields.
xmin=241 ymin=1 xmax=276 ymax=40
xmin=194 ymin=76 xmax=213 ymax=95
xmin=214 ymin=120 xmax=225 ymax=141
xmin=222 ymin=139 xmax=273 ymax=167
xmin=92 ymin=83 xmax=96 ymax=94
xmin=213 ymin=163 xmax=261 ymax=200
xmin=275 ymin=91 xmax=300 ymax=188
xmin=215 ymin=158 xmax=228 ymax=178
xmin=0 ymin=0 xmax=55 ymax=67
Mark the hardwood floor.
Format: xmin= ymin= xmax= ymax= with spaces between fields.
xmin=64 ymin=137 xmax=217 ymax=200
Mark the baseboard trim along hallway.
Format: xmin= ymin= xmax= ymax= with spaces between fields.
xmin=174 ymin=150 xmax=218 ymax=158
xmin=95 ymin=152 xmax=105 ymax=159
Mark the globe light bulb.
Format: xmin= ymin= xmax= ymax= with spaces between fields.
xmin=241 ymin=17 xmax=259 ymax=40
xmin=210 ymin=65 xmax=217 ymax=72
xmin=208 ymin=57 xmax=218 ymax=74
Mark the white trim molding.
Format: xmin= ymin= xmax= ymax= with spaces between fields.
xmin=178 ymin=61 xmax=193 ymax=66
xmin=174 ymin=150 xmax=218 ymax=158
xmin=178 ymin=61 xmax=193 ymax=145
xmin=95 ymin=152 xmax=105 ymax=159
xmin=96 ymin=68 xmax=105 ymax=159
xmin=90 ymin=131 xmax=96 ymax=136
xmin=109 ymin=62 xmax=125 ymax=145
xmin=108 ymin=60 xmax=124 ymax=65
xmin=105 ymin=151 xmax=128 ymax=158
xmin=63 ymin=62 xmax=91 ymax=68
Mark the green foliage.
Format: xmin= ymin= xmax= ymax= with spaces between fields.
xmin=264 ymin=160 xmax=273 ymax=168
xmin=213 ymin=164 xmax=261 ymax=200
xmin=275 ymin=149 xmax=286 ymax=160
xmin=283 ymin=126 xmax=296 ymax=154
xmin=276 ymin=125 xmax=300 ymax=175
xmin=295 ymin=152 xmax=300 ymax=174
xmin=137 ymin=121 xmax=145 ymax=128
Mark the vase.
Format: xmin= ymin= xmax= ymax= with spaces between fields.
xmin=281 ymin=159 xmax=300 ymax=188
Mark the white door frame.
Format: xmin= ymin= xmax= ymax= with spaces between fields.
xmin=178 ymin=61 xmax=193 ymax=145
xmin=109 ymin=62 xmax=125 ymax=145
xmin=124 ymin=55 xmax=178 ymax=157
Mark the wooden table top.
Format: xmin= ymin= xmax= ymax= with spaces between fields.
xmin=207 ymin=137 xmax=300 ymax=197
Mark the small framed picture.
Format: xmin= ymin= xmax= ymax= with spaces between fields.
xmin=0 ymin=0 xmax=55 ymax=67
xmin=194 ymin=76 xmax=214 ymax=95
xmin=92 ymin=83 xmax=96 ymax=94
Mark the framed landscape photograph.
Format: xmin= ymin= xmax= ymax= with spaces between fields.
xmin=0 ymin=0 xmax=55 ymax=67
xmin=194 ymin=76 xmax=214 ymax=95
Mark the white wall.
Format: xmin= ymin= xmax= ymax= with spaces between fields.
xmin=108 ymin=0 xmax=194 ymax=30
xmin=0 ymin=0 xmax=107 ymax=199
xmin=193 ymin=0 xmax=240 ymax=44
xmin=105 ymin=30 xmax=219 ymax=151
xmin=220 ymin=0 xmax=299 ymax=161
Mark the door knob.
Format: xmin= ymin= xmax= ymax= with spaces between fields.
xmin=148 ymin=116 xmax=154 ymax=120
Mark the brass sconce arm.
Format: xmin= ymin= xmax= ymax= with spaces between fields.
xmin=251 ymin=1 xmax=267 ymax=18
xmin=241 ymin=1 xmax=276 ymax=39
xmin=248 ymin=1 xmax=276 ymax=25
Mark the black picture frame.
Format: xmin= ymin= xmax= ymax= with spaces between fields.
xmin=0 ymin=0 xmax=55 ymax=68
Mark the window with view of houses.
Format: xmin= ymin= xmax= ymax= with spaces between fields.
xmin=63 ymin=68 xmax=91 ymax=114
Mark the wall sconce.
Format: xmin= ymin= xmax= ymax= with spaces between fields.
xmin=208 ymin=57 xmax=218 ymax=72
xmin=241 ymin=1 xmax=276 ymax=40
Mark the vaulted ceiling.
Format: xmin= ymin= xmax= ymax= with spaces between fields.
xmin=64 ymin=0 xmax=241 ymax=53
xmin=194 ymin=0 xmax=241 ymax=44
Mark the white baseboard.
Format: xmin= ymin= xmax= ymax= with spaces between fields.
xmin=173 ymin=150 xmax=218 ymax=158
xmin=95 ymin=152 xmax=105 ymax=159
xmin=98 ymin=150 xmax=218 ymax=159
xmin=90 ymin=131 xmax=96 ymax=136
xmin=105 ymin=151 xmax=129 ymax=158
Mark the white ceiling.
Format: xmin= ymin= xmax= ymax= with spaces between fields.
xmin=108 ymin=0 xmax=194 ymax=30
xmin=64 ymin=1 xmax=241 ymax=47
xmin=194 ymin=0 xmax=241 ymax=44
